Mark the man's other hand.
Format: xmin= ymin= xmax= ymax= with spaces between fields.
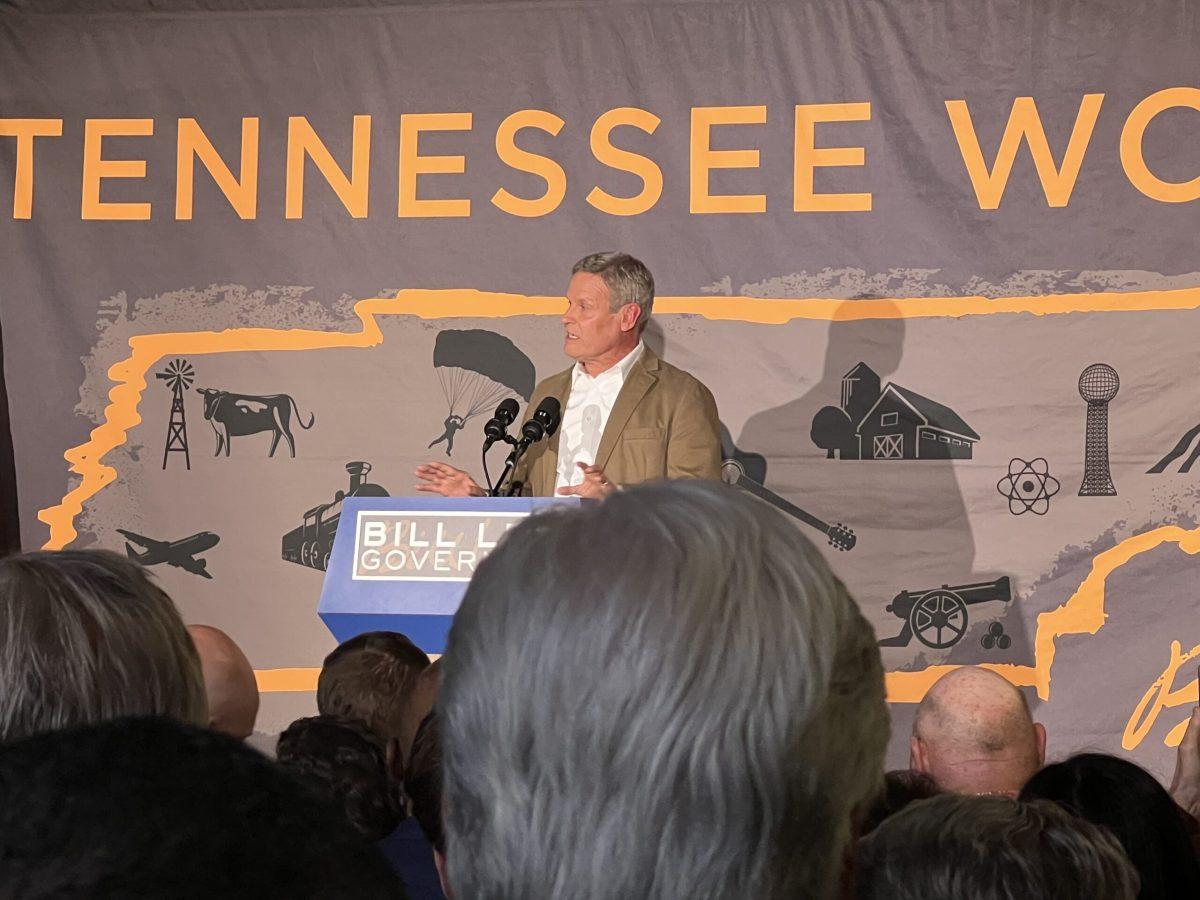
xmin=415 ymin=463 xmax=486 ymax=497
xmin=556 ymin=462 xmax=617 ymax=500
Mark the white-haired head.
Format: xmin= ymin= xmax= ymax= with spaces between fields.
xmin=441 ymin=480 xmax=888 ymax=900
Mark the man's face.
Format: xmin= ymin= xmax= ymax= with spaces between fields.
xmin=562 ymin=272 xmax=630 ymax=362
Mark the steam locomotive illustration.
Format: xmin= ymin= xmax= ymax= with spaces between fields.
xmin=877 ymin=576 xmax=1012 ymax=650
xmin=281 ymin=461 xmax=389 ymax=571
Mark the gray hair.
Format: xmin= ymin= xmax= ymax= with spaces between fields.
xmin=0 ymin=550 xmax=208 ymax=742
xmin=441 ymin=480 xmax=888 ymax=900
xmin=572 ymin=251 xmax=655 ymax=331
xmin=856 ymin=794 xmax=1140 ymax=900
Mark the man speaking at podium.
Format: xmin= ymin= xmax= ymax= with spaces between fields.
xmin=415 ymin=252 xmax=721 ymax=499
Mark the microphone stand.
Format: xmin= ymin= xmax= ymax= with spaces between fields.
xmin=490 ymin=435 xmax=532 ymax=497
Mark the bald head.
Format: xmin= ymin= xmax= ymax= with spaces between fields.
xmin=188 ymin=625 xmax=259 ymax=741
xmin=910 ymin=666 xmax=1046 ymax=796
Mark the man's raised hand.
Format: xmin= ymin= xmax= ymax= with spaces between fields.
xmin=414 ymin=462 xmax=486 ymax=497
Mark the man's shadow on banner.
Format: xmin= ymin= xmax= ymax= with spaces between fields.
xmin=729 ymin=298 xmax=1030 ymax=680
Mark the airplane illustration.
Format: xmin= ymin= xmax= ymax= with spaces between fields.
xmin=117 ymin=529 xmax=220 ymax=579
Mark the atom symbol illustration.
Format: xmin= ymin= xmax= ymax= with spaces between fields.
xmin=997 ymin=457 xmax=1061 ymax=516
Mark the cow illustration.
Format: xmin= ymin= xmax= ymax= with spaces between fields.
xmin=196 ymin=388 xmax=315 ymax=457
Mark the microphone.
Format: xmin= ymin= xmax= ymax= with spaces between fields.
xmin=491 ymin=396 xmax=562 ymax=497
xmin=483 ymin=398 xmax=520 ymax=449
xmin=520 ymin=396 xmax=561 ymax=444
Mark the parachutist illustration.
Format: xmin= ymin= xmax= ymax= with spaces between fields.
xmin=427 ymin=414 xmax=466 ymax=456
xmin=430 ymin=329 xmax=535 ymax=456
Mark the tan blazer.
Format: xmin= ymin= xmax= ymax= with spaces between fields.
xmin=512 ymin=347 xmax=721 ymax=496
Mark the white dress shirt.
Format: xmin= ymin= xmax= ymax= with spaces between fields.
xmin=554 ymin=341 xmax=645 ymax=491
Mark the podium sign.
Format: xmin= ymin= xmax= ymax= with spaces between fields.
xmin=318 ymin=496 xmax=577 ymax=653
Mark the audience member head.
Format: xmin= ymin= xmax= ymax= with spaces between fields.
xmin=0 ymin=716 xmax=403 ymax=897
xmin=405 ymin=711 xmax=447 ymax=893
xmin=0 ymin=549 xmax=206 ymax=742
xmin=187 ymin=624 xmax=259 ymax=740
xmin=441 ymin=480 xmax=888 ymax=900
xmin=398 ymin=658 xmax=441 ymax=767
xmin=317 ymin=631 xmax=430 ymax=766
xmin=859 ymin=769 xmax=941 ymax=835
xmin=856 ymin=793 xmax=1139 ymax=900
xmin=910 ymin=665 xmax=1045 ymax=795
xmin=1021 ymin=752 xmax=1200 ymax=899
xmin=277 ymin=714 xmax=404 ymax=843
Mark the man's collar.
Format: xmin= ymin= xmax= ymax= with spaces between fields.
xmin=573 ymin=340 xmax=645 ymax=383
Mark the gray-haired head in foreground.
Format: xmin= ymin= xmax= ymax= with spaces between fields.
xmin=856 ymin=794 xmax=1139 ymax=900
xmin=572 ymin=251 xmax=654 ymax=332
xmin=440 ymin=480 xmax=888 ymax=900
xmin=0 ymin=549 xmax=207 ymax=742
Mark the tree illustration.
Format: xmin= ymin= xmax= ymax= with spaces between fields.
xmin=811 ymin=406 xmax=855 ymax=459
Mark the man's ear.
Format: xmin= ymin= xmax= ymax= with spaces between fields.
xmin=619 ymin=303 xmax=642 ymax=334
xmin=1033 ymin=722 xmax=1047 ymax=766
xmin=434 ymin=849 xmax=452 ymax=898
xmin=910 ymin=734 xmax=927 ymax=773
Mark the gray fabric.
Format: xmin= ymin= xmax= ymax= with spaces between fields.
xmin=1 ymin=0 xmax=1198 ymax=775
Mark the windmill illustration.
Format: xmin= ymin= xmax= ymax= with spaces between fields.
xmin=157 ymin=358 xmax=195 ymax=470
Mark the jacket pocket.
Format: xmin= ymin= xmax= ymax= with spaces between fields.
xmin=622 ymin=426 xmax=664 ymax=441
xmin=616 ymin=440 xmax=667 ymax=483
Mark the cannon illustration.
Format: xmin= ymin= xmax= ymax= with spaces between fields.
xmin=877 ymin=576 xmax=1011 ymax=650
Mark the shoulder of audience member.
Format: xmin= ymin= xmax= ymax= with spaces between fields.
xmin=0 ymin=716 xmax=404 ymax=898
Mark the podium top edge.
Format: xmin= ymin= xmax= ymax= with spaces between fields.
xmin=340 ymin=496 xmax=583 ymax=512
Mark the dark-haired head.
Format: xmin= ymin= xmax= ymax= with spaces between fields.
xmin=0 ymin=716 xmax=403 ymax=897
xmin=398 ymin=658 xmax=441 ymax=772
xmin=859 ymin=769 xmax=940 ymax=835
xmin=405 ymin=710 xmax=444 ymax=856
xmin=277 ymin=714 xmax=404 ymax=842
xmin=317 ymin=632 xmax=429 ymax=759
xmin=857 ymin=793 xmax=1139 ymax=900
xmin=1020 ymin=752 xmax=1200 ymax=899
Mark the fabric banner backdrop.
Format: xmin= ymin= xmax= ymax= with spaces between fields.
xmin=2 ymin=0 xmax=1199 ymax=771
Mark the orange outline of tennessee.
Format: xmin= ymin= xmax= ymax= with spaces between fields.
xmin=37 ymin=287 xmax=1200 ymax=699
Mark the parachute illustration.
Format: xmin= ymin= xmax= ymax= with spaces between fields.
xmin=428 ymin=330 xmax=536 ymax=456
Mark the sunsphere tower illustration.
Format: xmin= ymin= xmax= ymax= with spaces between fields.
xmin=1078 ymin=363 xmax=1119 ymax=496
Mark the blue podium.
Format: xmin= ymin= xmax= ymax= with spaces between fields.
xmin=317 ymin=496 xmax=578 ymax=654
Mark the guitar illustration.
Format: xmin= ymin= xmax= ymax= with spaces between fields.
xmin=721 ymin=459 xmax=857 ymax=552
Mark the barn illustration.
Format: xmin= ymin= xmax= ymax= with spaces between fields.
xmin=811 ymin=363 xmax=980 ymax=460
